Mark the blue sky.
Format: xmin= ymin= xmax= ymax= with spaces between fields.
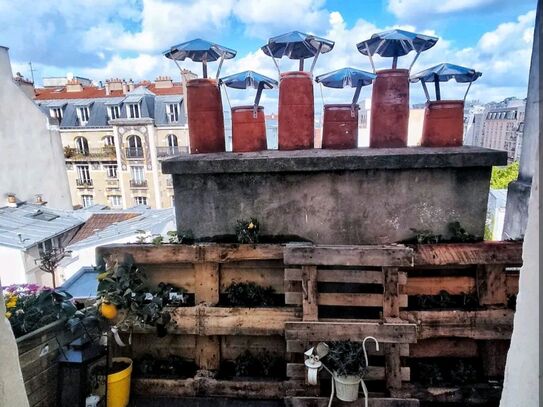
xmin=0 ymin=0 xmax=537 ymax=108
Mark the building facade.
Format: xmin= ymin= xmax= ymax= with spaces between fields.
xmin=34 ymin=75 xmax=192 ymax=209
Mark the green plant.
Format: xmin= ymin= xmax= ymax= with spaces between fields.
xmin=35 ymin=247 xmax=70 ymax=288
xmin=151 ymin=235 xmax=164 ymax=246
xmin=167 ymin=230 xmax=194 ymax=244
xmin=135 ymin=230 xmax=149 ymax=244
xmin=3 ymin=284 xmax=77 ymax=338
xmin=233 ymin=350 xmax=284 ymax=378
xmin=235 ymin=218 xmax=259 ymax=244
xmin=448 ymin=221 xmax=477 ymax=242
xmin=410 ymin=228 xmax=442 ymax=244
xmin=325 ymin=341 xmax=368 ymax=377
xmin=490 ymin=161 xmax=519 ymax=189
xmin=63 ymin=146 xmax=76 ymax=158
xmin=223 ymin=282 xmax=276 ymax=307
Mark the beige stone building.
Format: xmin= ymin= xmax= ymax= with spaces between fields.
xmin=33 ymin=74 xmax=194 ymax=209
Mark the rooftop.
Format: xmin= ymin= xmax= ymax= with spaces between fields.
xmin=0 ymin=204 xmax=84 ymax=250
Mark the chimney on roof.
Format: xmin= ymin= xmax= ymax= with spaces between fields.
xmin=66 ymin=78 xmax=83 ymax=92
xmin=105 ymin=81 xmax=110 ymax=95
xmin=122 ymin=80 xmax=128 ymax=94
xmin=6 ymin=193 xmax=17 ymax=208
xmin=34 ymin=194 xmax=47 ymax=206
xmin=155 ymin=75 xmax=173 ymax=89
xmin=128 ymin=79 xmax=135 ymax=92
xmin=107 ymin=78 xmax=123 ymax=92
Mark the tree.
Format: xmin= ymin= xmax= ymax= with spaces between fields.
xmin=490 ymin=161 xmax=519 ymax=189
xmin=35 ymin=247 xmax=70 ymax=288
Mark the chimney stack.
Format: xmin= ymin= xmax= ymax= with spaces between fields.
xmin=66 ymin=78 xmax=83 ymax=92
xmin=155 ymin=75 xmax=174 ymax=89
xmin=128 ymin=79 xmax=135 ymax=92
xmin=34 ymin=194 xmax=47 ymax=206
xmin=122 ymin=80 xmax=128 ymax=94
xmin=6 ymin=193 xmax=17 ymax=207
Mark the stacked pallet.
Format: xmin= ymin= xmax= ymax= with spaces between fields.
xmin=283 ymin=244 xmax=419 ymax=407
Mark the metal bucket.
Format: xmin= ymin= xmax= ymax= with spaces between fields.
xmin=421 ymin=100 xmax=465 ymax=147
xmin=278 ymin=71 xmax=314 ymax=150
xmin=231 ymin=106 xmax=267 ymax=152
xmin=370 ymin=69 xmax=409 ymax=148
xmin=187 ymin=78 xmax=225 ymax=154
xmin=322 ymin=104 xmax=359 ymax=149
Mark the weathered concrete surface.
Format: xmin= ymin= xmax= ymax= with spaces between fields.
xmin=164 ymin=147 xmax=506 ymax=244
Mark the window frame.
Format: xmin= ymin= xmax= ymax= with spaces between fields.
xmin=105 ymin=164 xmax=118 ymax=178
xmin=78 ymin=106 xmax=90 ymax=125
xmin=81 ymin=194 xmax=94 ymax=208
xmin=127 ymin=103 xmax=141 ymax=119
xmin=134 ymin=196 xmax=147 ymax=206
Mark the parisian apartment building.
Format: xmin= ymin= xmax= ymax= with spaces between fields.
xmin=33 ymin=73 xmax=196 ymax=209
xmin=463 ymin=97 xmax=526 ymax=163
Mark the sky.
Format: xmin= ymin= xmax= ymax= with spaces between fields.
xmin=0 ymin=0 xmax=537 ymax=111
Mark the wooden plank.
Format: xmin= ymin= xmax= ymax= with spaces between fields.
xmin=383 ymin=267 xmax=400 ymax=319
xmin=405 ymin=276 xmax=476 ymax=296
xmin=477 ymin=264 xmax=507 ymax=306
xmin=132 ymin=377 xmax=198 ymax=398
xmin=287 ymin=363 xmax=410 ymax=382
xmin=286 ymin=341 xmax=409 ymax=357
xmin=286 ymin=293 xmax=408 ymax=308
xmin=413 ymin=242 xmax=523 ymax=266
xmin=221 ymin=336 xmax=286 ymax=360
xmin=194 ymin=262 xmax=219 ymax=305
xmin=142 ymin=263 xmax=196 ymax=291
xmin=284 ymin=397 xmax=419 ymax=407
xmin=20 ymin=348 xmax=59 ymax=381
xmin=480 ymin=340 xmax=510 ymax=378
xmin=397 ymin=383 xmax=502 ymax=404
xmin=221 ymin=260 xmax=285 ymax=293
xmin=96 ymin=243 xmax=284 ymax=265
xmin=284 ymin=245 xmax=414 ymax=267
xmin=285 ymin=268 xmax=384 ymax=284
xmin=195 ymin=335 xmax=220 ymax=370
xmin=384 ymin=343 xmax=402 ymax=391
xmin=16 ymin=319 xmax=66 ymax=355
xmin=506 ymin=273 xmax=519 ymax=296
xmin=24 ymin=364 xmax=58 ymax=399
xmin=131 ymin=333 xmax=196 ymax=360
xmin=400 ymin=309 xmax=514 ymax=340
xmin=409 ymin=338 xmax=478 ymax=358
xmin=302 ymin=266 xmax=318 ymax=321
xmin=285 ymin=321 xmax=417 ymax=344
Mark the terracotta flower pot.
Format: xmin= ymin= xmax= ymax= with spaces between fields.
xmin=186 ymin=78 xmax=225 ymax=154
xmin=322 ymin=104 xmax=359 ymax=149
xmin=231 ymin=106 xmax=267 ymax=152
xmin=278 ymin=71 xmax=314 ymax=150
xmin=421 ymin=100 xmax=465 ymax=147
xmin=370 ymin=69 xmax=409 ymax=148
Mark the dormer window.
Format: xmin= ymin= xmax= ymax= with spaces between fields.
xmin=127 ymin=103 xmax=140 ymax=119
xmin=167 ymin=103 xmax=179 ymax=123
xmin=77 ymin=106 xmax=90 ymax=125
xmin=108 ymin=105 xmax=121 ymax=120
xmin=50 ymin=107 xmax=63 ymax=121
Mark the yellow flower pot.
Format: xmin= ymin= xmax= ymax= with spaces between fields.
xmin=107 ymin=357 xmax=132 ymax=407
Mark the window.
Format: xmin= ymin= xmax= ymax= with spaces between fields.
xmin=76 ymin=165 xmax=91 ymax=181
xmin=105 ymin=164 xmax=117 ymax=178
xmin=167 ymin=103 xmax=179 ymax=122
xmin=108 ymin=105 xmax=121 ymax=120
xmin=75 ymin=137 xmax=89 ymax=154
xmin=81 ymin=195 xmax=94 ymax=207
xmin=50 ymin=107 xmax=63 ymax=121
xmin=130 ymin=166 xmax=145 ymax=182
xmin=103 ymin=136 xmax=115 ymax=146
xmin=134 ymin=196 xmax=147 ymax=206
xmin=167 ymin=134 xmax=178 ymax=154
xmin=109 ymin=195 xmax=122 ymax=208
xmin=126 ymin=135 xmax=143 ymax=158
xmin=38 ymin=238 xmax=58 ymax=256
xmin=127 ymin=103 xmax=140 ymax=119
xmin=77 ymin=107 xmax=90 ymax=125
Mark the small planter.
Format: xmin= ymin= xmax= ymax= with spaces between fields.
xmin=231 ymin=106 xmax=267 ymax=152
xmin=333 ymin=373 xmax=361 ymax=402
xmin=370 ymin=69 xmax=409 ymax=148
xmin=186 ymin=78 xmax=225 ymax=154
xmin=322 ymin=104 xmax=359 ymax=149
xmin=278 ymin=71 xmax=314 ymax=150
xmin=421 ymin=100 xmax=465 ymax=147
xmin=106 ymin=357 xmax=133 ymax=407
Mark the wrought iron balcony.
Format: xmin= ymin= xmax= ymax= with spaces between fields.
xmin=130 ymin=179 xmax=148 ymax=188
xmin=76 ymin=179 xmax=93 ymax=188
xmin=126 ymin=147 xmax=144 ymax=158
xmin=65 ymin=147 xmax=117 ymax=161
xmin=156 ymin=146 xmax=188 ymax=159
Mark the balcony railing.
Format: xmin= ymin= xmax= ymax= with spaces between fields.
xmin=156 ymin=146 xmax=189 ymax=159
xmin=130 ymin=180 xmax=148 ymax=188
xmin=126 ymin=147 xmax=144 ymax=158
xmin=65 ymin=147 xmax=116 ymax=161
xmin=76 ymin=179 xmax=93 ymax=188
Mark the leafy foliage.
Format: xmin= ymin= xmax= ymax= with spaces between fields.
xmin=223 ymin=282 xmax=276 ymax=307
xmin=235 ymin=218 xmax=260 ymax=244
xmin=134 ymin=354 xmax=197 ymax=378
xmin=36 ymin=247 xmax=70 ymax=288
xmin=413 ymin=290 xmax=479 ymax=310
xmin=410 ymin=221 xmax=479 ymax=244
xmin=325 ymin=341 xmax=369 ymax=377
xmin=233 ymin=350 xmax=284 ymax=378
xmin=167 ymin=230 xmax=194 ymax=244
xmin=3 ymin=285 xmax=77 ymax=338
xmin=490 ymin=161 xmax=519 ymax=189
